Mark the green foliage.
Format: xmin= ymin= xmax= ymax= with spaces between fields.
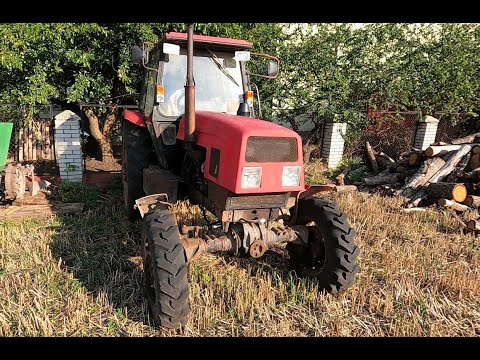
xmin=273 ymin=23 xmax=480 ymax=133
xmin=1 ymin=22 xmax=479 ymax=135
xmin=50 ymin=181 xmax=99 ymax=205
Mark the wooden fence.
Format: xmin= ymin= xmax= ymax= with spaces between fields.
xmin=17 ymin=119 xmax=55 ymax=162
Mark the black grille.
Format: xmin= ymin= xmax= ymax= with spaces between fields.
xmin=246 ymin=137 xmax=298 ymax=163
xmin=227 ymin=193 xmax=289 ymax=209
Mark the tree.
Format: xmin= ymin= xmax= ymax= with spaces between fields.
xmin=0 ymin=23 xmax=284 ymax=163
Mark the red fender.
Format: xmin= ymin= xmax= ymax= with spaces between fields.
xmin=123 ymin=109 xmax=147 ymax=128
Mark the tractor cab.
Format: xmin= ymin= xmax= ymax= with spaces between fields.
xmin=134 ymin=32 xmax=272 ymax=126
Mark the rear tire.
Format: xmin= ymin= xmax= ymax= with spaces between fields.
xmin=142 ymin=208 xmax=190 ymax=329
xmin=287 ymin=197 xmax=359 ymax=294
xmin=121 ymin=120 xmax=156 ymax=220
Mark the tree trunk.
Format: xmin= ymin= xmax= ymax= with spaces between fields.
xmin=399 ymin=157 xmax=445 ymax=198
xmin=365 ymin=141 xmax=379 ymax=175
xmin=84 ymin=108 xmax=116 ymax=164
xmin=303 ymin=144 xmax=316 ymax=163
xmin=463 ymin=195 xmax=480 ymax=207
xmin=424 ymin=145 xmax=462 ymax=157
xmin=426 ymin=183 xmax=468 ymax=203
xmin=450 ymin=132 xmax=480 ymax=145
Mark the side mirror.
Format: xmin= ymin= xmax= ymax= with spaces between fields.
xmin=247 ymin=52 xmax=280 ymax=79
xmin=131 ymin=45 xmax=149 ymax=65
xmin=267 ymin=60 xmax=279 ymax=78
xmin=131 ymin=45 xmax=145 ymax=65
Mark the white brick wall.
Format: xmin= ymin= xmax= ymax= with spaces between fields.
xmin=321 ymin=122 xmax=347 ymax=169
xmin=54 ymin=110 xmax=83 ymax=183
xmin=413 ymin=115 xmax=439 ymax=150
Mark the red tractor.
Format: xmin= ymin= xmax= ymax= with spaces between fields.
xmin=122 ymin=25 xmax=359 ymax=328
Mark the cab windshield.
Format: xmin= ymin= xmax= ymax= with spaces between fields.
xmin=157 ymin=51 xmax=244 ymax=117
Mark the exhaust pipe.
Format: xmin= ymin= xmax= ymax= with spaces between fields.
xmin=185 ymin=23 xmax=196 ymax=142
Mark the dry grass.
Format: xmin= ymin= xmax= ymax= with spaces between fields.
xmin=1 ymin=184 xmax=479 ymax=336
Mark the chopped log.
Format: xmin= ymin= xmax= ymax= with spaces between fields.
xmin=365 ymin=141 xmax=379 ymax=175
xmin=468 ymin=153 xmax=480 ymax=170
xmin=399 ymin=168 xmax=419 ymax=181
xmin=378 ymin=152 xmax=395 ymax=163
xmin=472 ymin=145 xmax=480 ymax=155
xmin=450 ymin=211 xmax=467 ymax=229
xmin=437 ymin=198 xmax=470 ymax=212
xmin=446 ymin=153 xmax=471 ymax=182
xmin=347 ymin=165 xmax=368 ymax=181
xmin=335 ymin=167 xmax=351 ymax=186
xmin=426 ymin=183 xmax=467 ymax=203
xmin=431 ymin=141 xmax=448 ymax=146
xmin=467 ymin=219 xmax=480 ymax=231
xmin=424 ymin=145 xmax=462 ymax=157
xmin=364 ymin=173 xmax=400 ymax=186
xmin=399 ymin=157 xmax=446 ymax=198
xmin=463 ymin=195 xmax=480 ymax=207
xmin=462 ymin=167 xmax=480 ymax=180
xmin=334 ymin=185 xmax=358 ymax=193
xmin=428 ymin=145 xmax=473 ymax=183
xmin=401 ymin=207 xmax=427 ymax=213
xmin=0 ymin=203 xmax=85 ymax=219
xmin=408 ymin=151 xmax=423 ymax=166
xmin=450 ymin=132 xmax=480 ymax=145
xmin=458 ymin=168 xmax=480 ymax=180
xmin=396 ymin=165 xmax=405 ymax=173
xmin=407 ymin=189 xmax=427 ymax=208
xmin=375 ymin=154 xmax=390 ymax=170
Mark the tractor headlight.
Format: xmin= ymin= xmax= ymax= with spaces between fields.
xmin=241 ymin=167 xmax=262 ymax=188
xmin=282 ymin=166 xmax=301 ymax=187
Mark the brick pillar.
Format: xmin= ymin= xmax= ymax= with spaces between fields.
xmin=54 ymin=110 xmax=83 ymax=183
xmin=321 ymin=121 xmax=347 ymax=169
xmin=414 ymin=115 xmax=439 ymax=150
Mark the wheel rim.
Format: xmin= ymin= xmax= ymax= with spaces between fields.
xmin=287 ymin=218 xmax=327 ymax=277
xmin=142 ymin=234 xmax=158 ymax=315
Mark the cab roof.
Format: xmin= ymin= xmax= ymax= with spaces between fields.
xmin=159 ymin=32 xmax=253 ymax=51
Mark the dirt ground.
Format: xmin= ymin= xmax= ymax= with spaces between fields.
xmin=85 ymin=158 xmax=122 ymax=172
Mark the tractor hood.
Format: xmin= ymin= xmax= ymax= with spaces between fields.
xmin=177 ymin=111 xmax=300 ymax=141
xmin=177 ymin=111 xmax=305 ymax=194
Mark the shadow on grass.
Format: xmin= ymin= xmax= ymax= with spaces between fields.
xmin=48 ymin=180 xmax=153 ymax=327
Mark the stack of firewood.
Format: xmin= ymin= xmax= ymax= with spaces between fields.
xmin=358 ymin=132 xmax=480 ymax=217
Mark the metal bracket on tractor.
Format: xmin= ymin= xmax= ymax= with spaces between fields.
xmin=135 ymin=193 xmax=171 ymax=218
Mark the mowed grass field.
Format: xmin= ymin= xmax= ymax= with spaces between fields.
xmin=1 ymin=179 xmax=479 ymax=336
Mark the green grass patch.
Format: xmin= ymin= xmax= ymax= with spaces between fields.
xmin=50 ymin=182 xmax=99 ymax=205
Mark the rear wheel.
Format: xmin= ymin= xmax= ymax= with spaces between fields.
xmin=287 ymin=197 xmax=359 ymax=294
xmin=142 ymin=208 xmax=190 ymax=329
xmin=121 ymin=120 xmax=156 ymax=220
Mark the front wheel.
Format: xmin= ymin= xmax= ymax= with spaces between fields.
xmin=142 ymin=208 xmax=190 ymax=329
xmin=287 ymin=197 xmax=359 ymax=294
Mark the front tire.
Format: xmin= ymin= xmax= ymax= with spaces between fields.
xmin=142 ymin=208 xmax=190 ymax=329
xmin=287 ymin=197 xmax=359 ymax=294
xmin=121 ymin=120 xmax=156 ymax=220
